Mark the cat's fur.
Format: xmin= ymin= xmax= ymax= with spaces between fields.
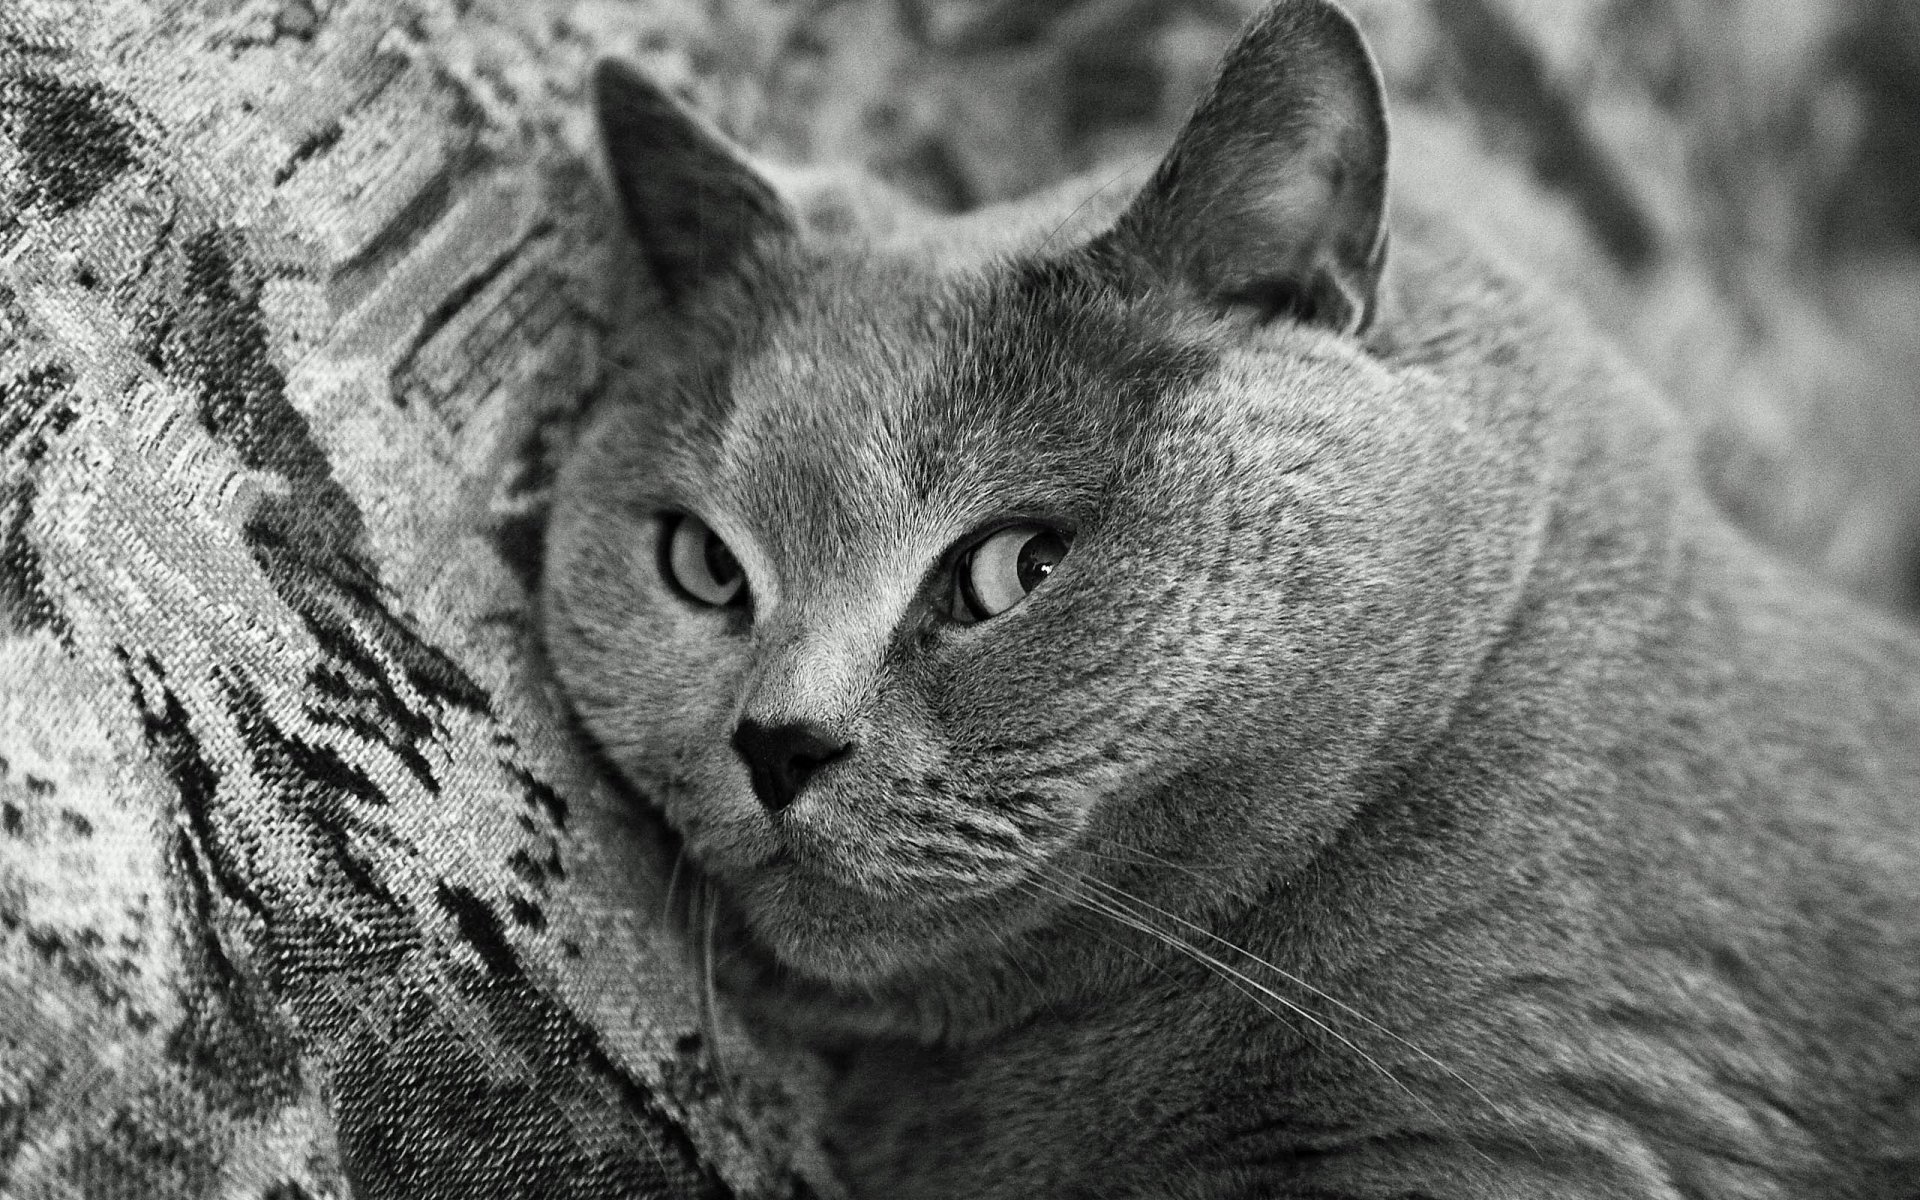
xmin=542 ymin=2 xmax=1920 ymax=1196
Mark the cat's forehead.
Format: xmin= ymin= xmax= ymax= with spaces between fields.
xmin=704 ymin=249 xmax=1219 ymax=565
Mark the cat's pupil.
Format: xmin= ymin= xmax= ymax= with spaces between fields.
xmin=705 ymin=535 xmax=741 ymax=585
xmin=1016 ymin=531 xmax=1066 ymax=591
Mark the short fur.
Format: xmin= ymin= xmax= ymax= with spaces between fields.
xmin=543 ymin=3 xmax=1920 ymax=1196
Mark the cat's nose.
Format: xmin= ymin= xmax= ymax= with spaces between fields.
xmin=731 ymin=719 xmax=853 ymax=815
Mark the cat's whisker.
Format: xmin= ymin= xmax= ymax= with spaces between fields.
xmin=1032 ymin=862 xmax=1495 ymax=1153
xmin=1023 ymin=868 xmax=1335 ymax=1066
xmin=697 ymin=883 xmax=743 ymax=1120
xmin=1077 ymin=835 xmax=1236 ymax=870
xmin=1014 ymin=874 xmax=1270 ymax=1016
xmin=1069 ymin=873 xmax=1528 ymax=1159
xmin=1067 ymin=871 xmax=1528 ymax=1159
xmin=1035 ymin=155 xmax=1158 ymax=252
xmin=1072 ymin=836 xmax=1243 ymax=881
xmin=662 ymin=846 xmax=690 ymax=931
xmin=1009 ymin=876 xmax=1188 ymax=991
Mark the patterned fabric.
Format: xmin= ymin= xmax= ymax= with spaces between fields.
xmin=3 ymin=1 xmax=1916 ymax=1197
xmin=0 ymin=1 xmax=833 ymax=1196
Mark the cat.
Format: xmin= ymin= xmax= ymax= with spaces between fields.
xmin=540 ymin=1 xmax=1920 ymax=1195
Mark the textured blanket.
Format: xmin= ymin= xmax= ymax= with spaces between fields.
xmin=0 ymin=2 xmax=840 ymax=1196
xmin=3 ymin=1 xmax=1917 ymax=1198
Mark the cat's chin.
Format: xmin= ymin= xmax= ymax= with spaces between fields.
xmin=705 ymin=854 xmax=1057 ymax=994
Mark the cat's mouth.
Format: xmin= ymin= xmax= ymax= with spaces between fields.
xmin=623 ymin=744 xmax=1089 ymax=986
xmin=681 ymin=819 xmax=1070 ymax=989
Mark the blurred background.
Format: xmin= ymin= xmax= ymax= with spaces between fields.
xmin=590 ymin=0 xmax=1920 ymax=616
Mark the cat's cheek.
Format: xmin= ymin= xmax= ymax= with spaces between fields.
xmin=656 ymin=750 xmax=783 ymax=870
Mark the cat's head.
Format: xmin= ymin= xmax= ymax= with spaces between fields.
xmin=545 ymin=0 xmax=1542 ymax=989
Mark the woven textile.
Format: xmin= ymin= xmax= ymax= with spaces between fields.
xmin=0 ymin=1 xmax=833 ymax=1196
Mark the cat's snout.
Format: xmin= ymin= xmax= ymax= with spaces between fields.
xmin=731 ymin=718 xmax=853 ymax=815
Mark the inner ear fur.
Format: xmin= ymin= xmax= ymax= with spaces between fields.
xmin=1099 ymin=0 xmax=1390 ymax=335
xmin=594 ymin=60 xmax=795 ymax=307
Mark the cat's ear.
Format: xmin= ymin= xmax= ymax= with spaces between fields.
xmin=1101 ymin=0 xmax=1389 ymax=334
xmin=594 ymin=60 xmax=795 ymax=306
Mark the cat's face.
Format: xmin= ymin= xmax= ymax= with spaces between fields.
xmin=551 ymin=249 xmax=1416 ymax=982
xmin=546 ymin=1 xmax=1535 ymax=988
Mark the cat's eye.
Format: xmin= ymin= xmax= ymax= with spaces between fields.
xmin=662 ymin=513 xmax=747 ymax=608
xmin=952 ymin=524 xmax=1071 ymax=623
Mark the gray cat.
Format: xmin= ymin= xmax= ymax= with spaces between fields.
xmin=541 ymin=1 xmax=1920 ymax=1195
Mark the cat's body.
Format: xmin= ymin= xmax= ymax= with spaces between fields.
xmin=779 ymin=229 xmax=1920 ymax=1200
xmin=542 ymin=4 xmax=1920 ymax=1196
